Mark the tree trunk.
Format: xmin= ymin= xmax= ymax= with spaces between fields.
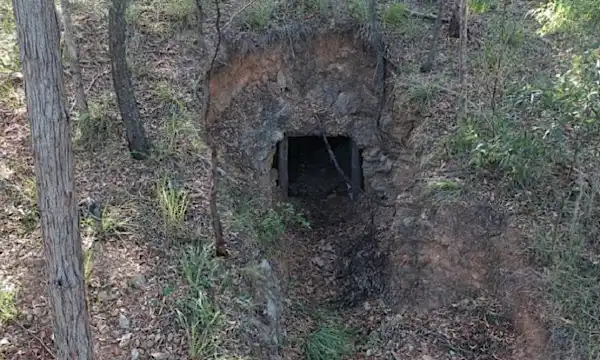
xmin=59 ymin=0 xmax=89 ymax=116
xmin=420 ymin=0 xmax=445 ymax=73
xmin=108 ymin=0 xmax=151 ymax=160
xmin=457 ymin=0 xmax=468 ymax=119
xmin=198 ymin=0 xmax=227 ymax=257
xmin=11 ymin=1 xmax=94 ymax=359
xmin=449 ymin=0 xmax=460 ymax=38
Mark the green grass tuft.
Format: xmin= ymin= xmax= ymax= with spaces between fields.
xmin=304 ymin=324 xmax=355 ymax=360
xmin=0 ymin=282 xmax=17 ymax=324
xmin=382 ymin=3 xmax=408 ymax=30
xmin=177 ymin=244 xmax=225 ymax=359
xmin=156 ymin=176 xmax=190 ymax=236
xmin=243 ymin=0 xmax=279 ymax=29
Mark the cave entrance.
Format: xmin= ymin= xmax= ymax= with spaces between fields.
xmin=273 ymin=135 xmax=363 ymax=199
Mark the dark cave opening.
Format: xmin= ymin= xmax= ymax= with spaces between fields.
xmin=273 ymin=135 xmax=364 ymax=198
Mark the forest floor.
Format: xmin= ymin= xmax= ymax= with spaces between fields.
xmin=1 ymin=0 xmax=599 ymax=359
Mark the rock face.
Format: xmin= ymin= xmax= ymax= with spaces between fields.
xmin=208 ymin=32 xmax=413 ymax=201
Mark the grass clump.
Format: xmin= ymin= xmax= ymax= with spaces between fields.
xmin=450 ymin=113 xmax=551 ymax=188
xmin=243 ymin=0 xmax=279 ymax=29
xmin=531 ymin=183 xmax=600 ymax=358
xmin=347 ymin=0 xmax=368 ymax=23
xmin=80 ymin=202 xmax=132 ymax=240
xmin=161 ymin=0 xmax=196 ymax=20
xmin=0 ymin=282 xmax=17 ymax=324
xmin=304 ymin=323 xmax=355 ymax=360
xmin=382 ymin=3 xmax=408 ymax=30
xmin=156 ymin=175 xmax=190 ymax=237
xmin=177 ymin=244 xmax=225 ymax=359
xmin=297 ymin=0 xmax=331 ymax=16
xmin=228 ymin=200 xmax=310 ymax=254
xmin=76 ymin=91 xmax=118 ymax=151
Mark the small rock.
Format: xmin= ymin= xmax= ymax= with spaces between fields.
xmin=131 ymin=348 xmax=140 ymax=360
xmin=422 ymin=355 xmax=433 ymax=360
xmin=118 ymin=314 xmax=130 ymax=329
xmin=150 ymin=352 xmax=169 ymax=359
xmin=98 ymin=291 xmax=110 ymax=302
xmin=0 ymin=337 xmax=9 ymax=346
xmin=129 ymin=275 xmax=146 ymax=289
xmin=119 ymin=333 xmax=132 ymax=348
xmin=311 ymin=257 xmax=325 ymax=268
xmin=166 ymin=333 xmax=174 ymax=342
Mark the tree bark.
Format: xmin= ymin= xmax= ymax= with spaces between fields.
xmin=59 ymin=0 xmax=89 ymax=116
xmin=420 ymin=0 xmax=445 ymax=73
xmin=457 ymin=0 xmax=468 ymax=119
xmin=11 ymin=1 xmax=94 ymax=359
xmin=449 ymin=1 xmax=460 ymax=38
xmin=108 ymin=0 xmax=151 ymax=160
xmin=198 ymin=0 xmax=227 ymax=257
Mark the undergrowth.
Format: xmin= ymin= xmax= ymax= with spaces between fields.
xmin=304 ymin=321 xmax=355 ymax=360
xmin=0 ymin=282 xmax=17 ymax=325
xmin=228 ymin=199 xmax=310 ymax=256
xmin=447 ymin=0 xmax=600 ymax=357
xmin=176 ymin=243 xmax=226 ymax=359
xmin=156 ymin=175 xmax=190 ymax=238
xmin=0 ymin=0 xmax=21 ymax=109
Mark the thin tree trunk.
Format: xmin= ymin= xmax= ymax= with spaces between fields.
xmin=457 ymin=0 xmax=468 ymax=120
xmin=420 ymin=0 xmax=445 ymax=73
xmin=197 ymin=0 xmax=226 ymax=257
xmin=195 ymin=0 xmax=204 ymax=35
xmin=108 ymin=0 xmax=151 ymax=160
xmin=12 ymin=1 xmax=94 ymax=359
xmin=59 ymin=0 xmax=89 ymax=116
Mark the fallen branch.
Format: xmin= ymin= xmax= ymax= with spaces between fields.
xmin=222 ymin=0 xmax=259 ymax=29
xmin=12 ymin=320 xmax=56 ymax=359
xmin=314 ymin=114 xmax=394 ymax=208
xmin=409 ymin=10 xmax=449 ymax=23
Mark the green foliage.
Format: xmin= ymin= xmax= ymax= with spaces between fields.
xmin=451 ymin=114 xmax=551 ymax=187
xmin=75 ymin=91 xmax=119 ymax=151
xmin=347 ymin=0 xmax=368 ymax=23
xmin=80 ymin=203 xmax=131 ymax=239
xmin=162 ymin=0 xmax=197 ymax=19
xmin=531 ymin=193 xmax=600 ymax=358
xmin=228 ymin=200 xmax=310 ymax=254
xmin=258 ymin=203 xmax=310 ymax=246
xmin=243 ymin=0 xmax=279 ymax=29
xmin=528 ymin=0 xmax=600 ymax=36
xmin=156 ymin=176 xmax=190 ymax=235
xmin=0 ymin=0 xmax=22 ymax=110
xmin=177 ymin=244 xmax=224 ymax=359
xmin=406 ymin=83 xmax=438 ymax=113
xmin=297 ymin=0 xmax=331 ymax=16
xmin=0 ymin=282 xmax=17 ymax=324
xmin=304 ymin=324 xmax=355 ymax=360
xmin=468 ymin=0 xmax=494 ymax=14
xmin=0 ymin=0 xmax=18 ymax=72
xmin=382 ymin=3 xmax=408 ymax=30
